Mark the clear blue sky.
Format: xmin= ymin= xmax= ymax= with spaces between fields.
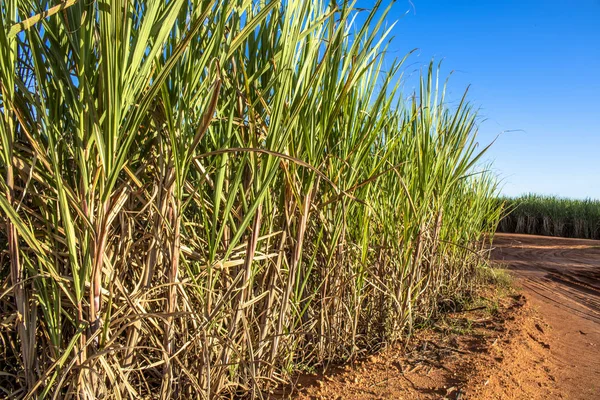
xmin=357 ymin=0 xmax=600 ymax=199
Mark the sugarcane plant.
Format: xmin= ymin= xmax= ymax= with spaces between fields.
xmin=498 ymin=194 xmax=600 ymax=239
xmin=0 ymin=0 xmax=503 ymax=398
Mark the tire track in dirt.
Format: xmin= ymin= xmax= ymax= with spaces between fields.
xmin=492 ymin=233 xmax=600 ymax=399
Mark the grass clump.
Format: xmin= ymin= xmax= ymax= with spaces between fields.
xmin=429 ymin=264 xmax=513 ymax=337
xmin=0 ymin=0 xmax=503 ymax=397
xmin=498 ymin=194 xmax=600 ymax=239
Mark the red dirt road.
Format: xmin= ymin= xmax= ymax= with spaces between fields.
xmin=281 ymin=233 xmax=600 ymax=399
xmin=492 ymin=233 xmax=600 ymax=399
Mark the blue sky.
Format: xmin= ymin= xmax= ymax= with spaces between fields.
xmin=357 ymin=0 xmax=600 ymax=199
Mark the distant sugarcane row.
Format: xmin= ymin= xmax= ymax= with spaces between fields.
xmin=0 ymin=0 xmax=503 ymax=398
xmin=498 ymin=194 xmax=600 ymax=239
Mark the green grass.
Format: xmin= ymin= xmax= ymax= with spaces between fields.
xmin=0 ymin=0 xmax=503 ymax=397
xmin=430 ymin=266 xmax=513 ymax=336
xmin=498 ymin=194 xmax=600 ymax=239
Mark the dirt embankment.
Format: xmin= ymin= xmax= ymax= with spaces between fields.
xmin=272 ymin=233 xmax=599 ymax=399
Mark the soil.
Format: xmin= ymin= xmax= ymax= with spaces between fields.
xmin=269 ymin=233 xmax=600 ymax=399
xmin=490 ymin=233 xmax=600 ymax=399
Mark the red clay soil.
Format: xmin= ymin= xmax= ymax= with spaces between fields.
xmin=270 ymin=233 xmax=599 ymax=399
xmin=491 ymin=233 xmax=600 ymax=399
